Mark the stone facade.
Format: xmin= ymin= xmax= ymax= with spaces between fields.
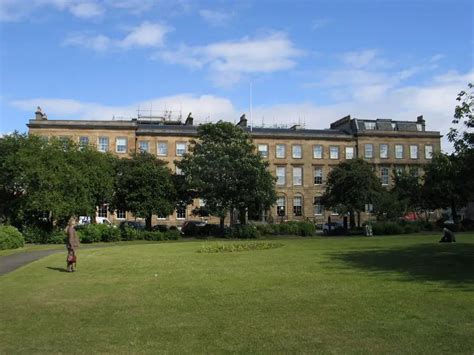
xmin=27 ymin=111 xmax=441 ymax=227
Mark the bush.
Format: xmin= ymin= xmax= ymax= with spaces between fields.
xmin=198 ymin=241 xmax=284 ymax=253
xmin=296 ymin=222 xmax=316 ymax=236
xmin=22 ymin=226 xmax=50 ymax=244
xmin=372 ymin=222 xmax=404 ymax=235
xmin=101 ymin=227 xmax=121 ymax=242
xmin=0 ymin=225 xmax=25 ymax=250
xmin=142 ymin=231 xmax=164 ymax=241
xmin=227 ymin=224 xmax=259 ymax=239
xmin=165 ymin=229 xmax=181 ymax=240
xmin=46 ymin=231 xmax=67 ymax=244
xmin=121 ymin=226 xmax=141 ymax=241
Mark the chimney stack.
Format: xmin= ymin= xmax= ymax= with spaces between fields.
xmin=35 ymin=106 xmax=47 ymax=120
xmin=185 ymin=112 xmax=193 ymax=126
xmin=417 ymin=115 xmax=425 ymax=131
xmin=236 ymin=114 xmax=248 ymax=127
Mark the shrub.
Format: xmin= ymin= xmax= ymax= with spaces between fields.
xmin=198 ymin=241 xmax=284 ymax=253
xmin=101 ymin=227 xmax=121 ymax=242
xmin=227 ymin=224 xmax=260 ymax=239
xmin=142 ymin=231 xmax=164 ymax=241
xmin=121 ymin=226 xmax=140 ymax=241
xmin=0 ymin=225 xmax=25 ymax=250
xmin=22 ymin=226 xmax=50 ymax=244
xmin=78 ymin=224 xmax=103 ymax=243
xmin=255 ymin=224 xmax=274 ymax=236
xmin=46 ymin=231 xmax=67 ymax=244
xmin=372 ymin=222 xmax=404 ymax=235
xmin=297 ymin=222 xmax=316 ymax=236
xmin=153 ymin=225 xmax=169 ymax=233
xmin=165 ymin=229 xmax=181 ymax=240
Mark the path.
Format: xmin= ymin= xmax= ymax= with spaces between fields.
xmin=0 ymin=249 xmax=63 ymax=276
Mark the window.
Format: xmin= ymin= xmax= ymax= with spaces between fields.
xmin=116 ymin=138 xmax=127 ymax=153
xmin=417 ymin=124 xmax=423 ymax=131
xmin=116 ymin=210 xmax=126 ymax=219
xmin=365 ymin=122 xmax=376 ymax=130
xmin=364 ymin=144 xmax=374 ymax=158
xmin=380 ymin=144 xmax=389 ymax=159
xmin=365 ymin=204 xmax=374 ymax=213
xmin=176 ymin=204 xmax=186 ymax=219
xmin=293 ymin=196 xmax=303 ymax=216
xmin=425 ymin=145 xmax=433 ymax=159
xmin=313 ymin=145 xmax=323 ymax=159
xmin=276 ymin=167 xmax=286 ymax=186
xmin=276 ymin=144 xmax=286 ymax=158
xmin=79 ymin=136 xmax=89 ymax=148
xmin=98 ymin=137 xmax=109 ymax=152
xmin=293 ymin=167 xmax=303 ymax=186
xmin=292 ymin=145 xmax=302 ymax=159
xmin=199 ymin=199 xmax=206 ymax=207
xmin=410 ymin=166 xmax=419 ymax=178
xmin=329 ymin=146 xmax=339 ymax=159
xmin=258 ymin=144 xmax=268 ymax=158
xmin=157 ymin=212 xmax=168 ymax=220
xmin=138 ymin=141 xmax=149 ymax=153
xmin=157 ymin=142 xmax=168 ymax=156
xmin=345 ymin=147 xmax=354 ymax=159
xmin=410 ymin=145 xmax=418 ymax=159
xmin=175 ymin=166 xmax=183 ymax=175
xmin=176 ymin=142 xmax=186 ymax=156
xmin=277 ymin=197 xmax=286 ymax=217
xmin=314 ymin=197 xmax=324 ymax=215
xmin=395 ymin=144 xmax=404 ymax=159
xmin=381 ymin=167 xmax=389 ymax=186
xmin=314 ymin=167 xmax=323 ymax=185
xmin=394 ymin=166 xmax=405 ymax=176
xmin=98 ymin=204 xmax=107 ymax=218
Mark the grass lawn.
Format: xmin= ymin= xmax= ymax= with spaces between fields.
xmin=1 ymin=234 xmax=473 ymax=353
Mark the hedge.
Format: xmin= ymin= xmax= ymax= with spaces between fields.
xmin=0 ymin=225 xmax=25 ymax=250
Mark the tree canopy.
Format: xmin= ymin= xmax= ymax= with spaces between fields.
xmin=177 ymin=122 xmax=276 ymax=226
xmin=322 ymin=158 xmax=382 ymax=227
xmin=112 ymin=152 xmax=176 ymax=230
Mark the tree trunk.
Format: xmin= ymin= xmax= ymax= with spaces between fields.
xmin=349 ymin=211 xmax=355 ymax=229
xmin=357 ymin=212 xmax=361 ymax=228
xmin=239 ymin=208 xmax=247 ymax=225
xmin=145 ymin=215 xmax=152 ymax=231
xmin=219 ymin=215 xmax=225 ymax=231
xmin=451 ymin=200 xmax=458 ymax=224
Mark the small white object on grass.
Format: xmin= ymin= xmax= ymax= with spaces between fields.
xmin=154 ymin=274 xmax=158 ymax=277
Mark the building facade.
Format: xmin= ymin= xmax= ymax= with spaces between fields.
xmin=27 ymin=109 xmax=441 ymax=226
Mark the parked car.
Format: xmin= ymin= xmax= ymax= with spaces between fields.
xmin=181 ymin=220 xmax=208 ymax=236
xmin=119 ymin=221 xmax=146 ymax=230
xmin=322 ymin=221 xmax=345 ymax=235
xmin=151 ymin=224 xmax=169 ymax=232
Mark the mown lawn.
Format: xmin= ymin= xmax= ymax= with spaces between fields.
xmin=1 ymin=234 xmax=473 ymax=354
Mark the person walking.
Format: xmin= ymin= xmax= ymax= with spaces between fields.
xmin=66 ymin=217 xmax=80 ymax=272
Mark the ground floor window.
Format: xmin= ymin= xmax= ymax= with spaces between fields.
xmin=176 ymin=204 xmax=186 ymax=219
xmin=293 ymin=196 xmax=303 ymax=217
xmin=314 ymin=197 xmax=323 ymax=215
xmin=116 ymin=210 xmax=126 ymax=219
xmin=277 ymin=197 xmax=286 ymax=216
xmin=98 ymin=204 xmax=108 ymax=218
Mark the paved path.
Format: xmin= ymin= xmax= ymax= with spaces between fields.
xmin=0 ymin=249 xmax=64 ymax=276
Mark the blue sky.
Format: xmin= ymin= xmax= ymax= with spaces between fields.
xmin=0 ymin=0 xmax=473 ymax=151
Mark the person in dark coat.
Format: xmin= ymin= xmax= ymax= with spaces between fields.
xmin=66 ymin=217 xmax=80 ymax=272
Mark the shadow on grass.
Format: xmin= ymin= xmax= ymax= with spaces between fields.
xmin=46 ymin=267 xmax=68 ymax=273
xmin=331 ymin=243 xmax=474 ymax=288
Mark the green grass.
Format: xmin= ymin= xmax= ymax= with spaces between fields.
xmin=1 ymin=234 xmax=473 ymax=354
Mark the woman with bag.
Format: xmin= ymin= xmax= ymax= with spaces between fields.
xmin=66 ymin=217 xmax=80 ymax=272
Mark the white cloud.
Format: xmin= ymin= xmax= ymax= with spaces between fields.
xmin=310 ymin=18 xmax=332 ymax=30
xmin=63 ymin=22 xmax=172 ymax=51
xmin=119 ymin=22 xmax=171 ymax=48
xmin=342 ymin=49 xmax=390 ymax=69
xmin=199 ymin=9 xmax=234 ymax=26
xmin=0 ymin=0 xmax=104 ymax=21
xmin=156 ymin=32 xmax=303 ymax=86
xmin=69 ymin=2 xmax=104 ymax=18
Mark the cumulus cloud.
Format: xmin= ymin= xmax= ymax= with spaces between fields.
xmin=63 ymin=22 xmax=172 ymax=51
xmin=69 ymin=2 xmax=104 ymax=18
xmin=156 ymin=32 xmax=303 ymax=86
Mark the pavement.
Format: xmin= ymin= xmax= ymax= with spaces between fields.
xmin=0 ymin=249 xmax=64 ymax=276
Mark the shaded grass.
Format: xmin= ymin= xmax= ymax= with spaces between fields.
xmin=1 ymin=234 xmax=473 ymax=354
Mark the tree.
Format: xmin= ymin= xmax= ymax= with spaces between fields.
xmin=0 ymin=134 xmax=105 ymax=230
xmin=321 ymin=159 xmax=381 ymax=228
xmin=177 ymin=122 xmax=276 ymax=228
xmin=449 ymin=82 xmax=473 ymax=153
xmin=112 ymin=152 xmax=176 ymax=230
xmin=423 ymin=153 xmax=466 ymax=223
xmin=391 ymin=171 xmax=431 ymax=220
xmin=372 ymin=189 xmax=406 ymax=222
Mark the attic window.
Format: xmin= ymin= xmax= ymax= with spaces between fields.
xmin=365 ymin=122 xmax=376 ymax=130
xmin=391 ymin=123 xmax=397 ymax=130
xmin=416 ymin=124 xmax=423 ymax=131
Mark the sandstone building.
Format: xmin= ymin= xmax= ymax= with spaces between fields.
xmin=27 ymin=108 xmax=441 ymax=226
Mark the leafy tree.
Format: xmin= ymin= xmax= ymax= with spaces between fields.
xmin=321 ymin=159 xmax=382 ymax=228
xmin=449 ymin=83 xmax=473 ymax=153
xmin=372 ymin=189 xmax=406 ymax=222
xmin=112 ymin=152 xmax=176 ymax=230
xmin=0 ymin=134 xmax=103 ymax=230
xmin=423 ymin=153 xmax=467 ymax=223
xmin=177 ymin=122 xmax=276 ymax=228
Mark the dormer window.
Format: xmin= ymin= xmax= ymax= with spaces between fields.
xmin=365 ymin=122 xmax=376 ymax=130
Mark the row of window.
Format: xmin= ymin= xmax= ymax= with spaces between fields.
xmin=257 ymin=143 xmax=434 ymax=160
xmin=276 ymin=165 xmax=420 ymax=187
xmin=276 ymin=196 xmax=325 ymax=217
xmin=93 ymin=137 xmax=188 ymax=156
